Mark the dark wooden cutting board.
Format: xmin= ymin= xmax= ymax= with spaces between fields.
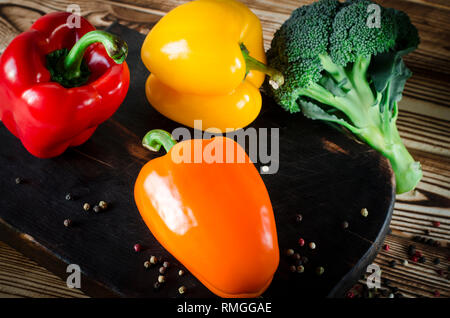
xmin=0 ymin=24 xmax=395 ymax=298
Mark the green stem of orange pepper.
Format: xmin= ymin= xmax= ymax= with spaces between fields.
xmin=142 ymin=129 xmax=177 ymax=153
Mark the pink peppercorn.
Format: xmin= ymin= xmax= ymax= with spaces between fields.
xmin=432 ymin=221 xmax=440 ymax=228
xmin=414 ymin=251 xmax=422 ymax=258
xmin=134 ymin=243 xmax=142 ymax=252
xmin=298 ymin=238 xmax=305 ymax=247
xmin=346 ymin=291 xmax=355 ymax=298
xmin=434 ymin=290 xmax=440 ymax=297
xmin=411 ymin=255 xmax=419 ymax=263
xmin=383 ymin=244 xmax=390 ymax=251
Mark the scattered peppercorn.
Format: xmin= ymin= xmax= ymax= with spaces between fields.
xmin=15 ymin=177 xmax=23 ymax=184
xmin=150 ymin=255 xmax=158 ymax=264
xmin=289 ymin=265 xmax=296 ymax=272
xmin=432 ymin=221 xmax=440 ymax=228
xmin=346 ymin=291 xmax=354 ymax=298
xmin=63 ymin=219 xmax=72 ymax=227
xmin=309 ymin=242 xmax=316 ymax=250
xmin=341 ymin=221 xmax=349 ymax=229
xmin=302 ymin=256 xmax=309 ymax=264
xmin=296 ymin=214 xmax=303 ymax=223
xmin=383 ymin=244 xmax=390 ymax=251
xmin=316 ymin=266 xmax=325 ymax=276
xmin=407 ymin=245 xmax=416 ymax=256
xmin=418 ymin=256 xmax=426 ymax=264
xmin=178 ymin=269 xmax=185 ymax=276
xmin=426 ymin=238 xmax=434 ymax=245
xmin=296 ymin=265 xmax=304 ymax=273
xmin=159 ymin=266 xmax=166 ymax=274
xmin=163 ymin=261 xmax=170 ymax=268
xmin=65 ymin=193 xmax=73 ymax=200
xmin=433 ymin=290 xmax=440 ymax=297
xmin=294 ymin=259 xmax=303 ymax=266
xmin=285 ymin=249 xmax=294 ymax=256
xmin=298 ymin=238 xmax=305 ymax=247
xmin=436 ymin=269 xmax=443 ymax=277
xmin=424 ymin=229 xmax=430 ymax=236
xmin=83 ymin=203 xmax=90 ymax=211
xmin=99 ymin=200 xmax=108 ymax=210
xmin=178 ymin=286 xmax=187 ymax=294
xmin=388 ymin=293 xmax=394 ymax=298
xmin=433 ymin=258 xmax=440 ymax=265
xmin=413 ymin=236 xmax=420 ymax=242
xmin=411 ymin=255 xmax=418 ymax=263
xmin=293 ymin=253 xmax=301 ymax=260
xmin=144 ymin=261 xmax=150 ymax=269
xmin=389 ymin=260 xmax=396 ymax=268
xmin=390 ymin=286 xmax=399 ymax=293
xmin=360 ymin=208 xmax=368 ymax=217
xmin=93 ymin=205 xmax=101 ymax=213
xmin=153 ymin=282 xmax=161 ymax=290
xmin=133 ymin=244 xmax=142 ymax=252
xmin=158 ymin=275 xmax=165 ymax=283
xmin=414 ymin=251 xmax=422 ymax=258
xmin=402 ymin=259 xmax=408 ymax=266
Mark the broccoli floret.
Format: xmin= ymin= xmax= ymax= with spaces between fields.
xmin=266 ymin=0 xmax=422 ymax=194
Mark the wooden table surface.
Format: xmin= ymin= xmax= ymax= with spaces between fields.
xmin=0 ymin=0 xmax=448 ymax=298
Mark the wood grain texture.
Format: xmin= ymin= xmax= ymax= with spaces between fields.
xmin=0 ymin=241 xmax=86 ymax=298
xmin=0 ymin=0 xmax=448 ymax=298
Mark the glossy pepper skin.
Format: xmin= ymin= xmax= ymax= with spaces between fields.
xmin=134 ymin=130 xmax=279 ymax=298
xmin=0 ymin=12 xmax=130 ymax=158
xmin=141 ymin=0 xmax=283 ymax=132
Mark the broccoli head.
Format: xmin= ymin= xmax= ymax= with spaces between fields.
xmin=266 ymin=0 xmax=422 ymax=194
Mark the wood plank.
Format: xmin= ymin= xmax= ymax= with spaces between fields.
xmin=0 ymin=0 xmax=448 ymax=298
xmin=0 ymin=241 xmax=86 ymax=298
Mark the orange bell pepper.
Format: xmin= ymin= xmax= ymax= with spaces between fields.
xmin=134 ymin=130 xmax=279 ymax=297
xmin=141 ymin=0 xmax=283 ymax=131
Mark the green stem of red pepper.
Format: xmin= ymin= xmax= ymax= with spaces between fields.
xmin=142 ymin=129 xmax=177 ymax=153
xmin=240 ymin=43 xmax=284 ymax=89
xmin=46 ymin=30 xmax=128 ymax=88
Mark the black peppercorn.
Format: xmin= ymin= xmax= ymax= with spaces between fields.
xmin=93 ymin=205 xmax=101 ymax=213
xmin=65 ymin=193 xmax=73 ymax=201
xmin=389 ymin=260 xmax=396 ymax=268
xmin=418 ymin=256 xmax=426 ymax=263
xmin=302 ymin=256 xmax=309 ymax=264
xmin=407 ymin=245 xmax=416 ymax=256
xmin=390 ymin=286 xmax=399 ymax=293
xmin=433 ymin=258 xmax=440 ymax=265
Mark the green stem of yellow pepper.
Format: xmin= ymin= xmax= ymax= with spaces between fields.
xmin=240 ymin=43 xmax=284 ymax=89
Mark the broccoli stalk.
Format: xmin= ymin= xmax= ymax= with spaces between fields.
xmin=266 ymin=0 xmax=422 ymax=193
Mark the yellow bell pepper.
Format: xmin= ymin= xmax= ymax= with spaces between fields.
xmin=141 ymin=0 xmax=283 ymax=131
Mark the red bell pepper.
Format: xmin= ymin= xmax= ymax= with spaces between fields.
xmin=0 ymin=12 xmax=130 ymax=158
